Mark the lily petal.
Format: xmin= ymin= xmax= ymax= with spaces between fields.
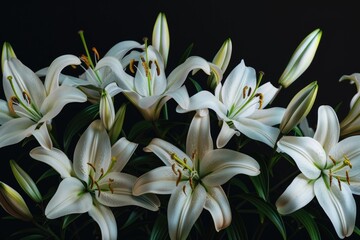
xmin=32 ymin=123 xmax=52 ymax=150
xmin=96 ymin=172 xmax=160 ymax=211
xmin=30 ymin=147 xmax=72 ymax=178
xmin=105 ymin=40 xmax=142 ymax=59
xmin=276 ymin=173 xmax=315 ymax=215
xmin=40 ymin=85 xmax=87 ymax=122
xmin=176 ymin=90 xmax=228 ymax=119
xmin=167 ymin=56 xmax=210 ymax=92
xmin=45 ymin=177 xmax=92 ymax=219
xmin=201 ymin=149 xmax=260 ymax=186
xmin=204 ymin=186 xmax=232 ymax=231
xmin=233 ymin=118 xmax=280 ymax=148
xmin=73 ymin=120 xmax=111 ymax=182
xmin=133 ymin=166 xmax=178 ymax=195
xmin=313 ymin=105 xmax=339 ymax=155
xmin=0 ymin=118 xmax=35 ymax=148
xmin=168 ymin=182 xmax=207 ymax=240
xmin=249 ymin=107 xmax=285 ymax=126
xmin=44 ymin=55 xmax=81 ymax=94
xmin=216 ymin=121 xmax=239 ymax=148
xmin=88 ymin=202 xmax=117 ymax=240
xmin=314 ymin=178 xmax=356 ymax=238
xmin=186 ymin=109 xmax=213 ymax=166
xmin=277 ymin=136 xmax=324 ymax=179
xmin=111 ymin=137 xmax=138 ymax=172
xmin=144 ymin=138 xmax=192 ymax=168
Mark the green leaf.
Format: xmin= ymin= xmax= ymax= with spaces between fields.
xmin=290 ymin=209 xmax=321 ymax=240
xmin=62 ymin=214 xmax=82 ymax=230
xmin=354 ymin=226 xmax=360 ymax=236
xmin=36 ymin=168 xmax=58 ymax=184
xmin=63 ymin=103 xmax=99 ymax=152
xmin=127 ymin=120 xmax=153 ymax=143
xmin=150 ymin=213 xmax=168 ymax=240
xmin=178 ymin=43 xmax=194 ymax=65
xmin=250 ymin=157 xmax=269 ymax=200
xmin=189 ymin=77 xmax=203 ymax=92
xmin=120 ymin=209 xmax=146 ymax=230
xmin=240 ymin=194 xmax=286 ymax=240
xmin=19 ymin=234 xmax=45 ymax=240
xmin=226 ymin=212 xmax=248 ymax=240
xmin=109 ymin=103 xmax=127 ymax=144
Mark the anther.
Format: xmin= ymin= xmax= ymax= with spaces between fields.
xmin=182 ymin=185 xmax=187 ymax=195
xmin=87 ymin=162 xmax=96 ymax=172
xmin=191 ymin=150 xmax=197 ymax=161
xmin=255 ymin=93 xmax=264 ymax=109
xmin=176 ymin=169 xmax=182 ymax=186
xmin=108 ymin=178 xmax=114 ymax=194
xmin=141 ymin=57 xmax=151 ymax=80
xmin=171 ymin=164 xmax=177 ymax=175
xmin=22 ymin=91 xmax=31 ymax=104
xmin=247 ymin=87 xmax=252 ymax=97
xmin=99 ymin=168 xmax=104 ymax=179
xmin=94 ymin=181 xmax=101 ymax=197
xmin=89 ymin=175 xmax=95 ymax=189
xmin=129 ymin=59 xmax=136 ymax=74
xmin=189 ymin=177 xmax=194 ymax=189
xmin=329 ymin=155 xmax=337 ymax=165
xmin=242 ymin=86 xmax=248 ymax=98
xmin=336 ymin=176 xmax=342 ymax=191
xmin=154 ymin=60 xmax=160 ymax=76
xmin=329 ymin=169 xmax=332 ymax=187
xmin=8 ymin=96 xmax=19 ymax=114
xmin=92 ymin=47 xmax=100 ymax=60
xmin=80 ymin=55 xmax=90 ymax=68
xmin=346 ymin=171 xmax=350 ymax=185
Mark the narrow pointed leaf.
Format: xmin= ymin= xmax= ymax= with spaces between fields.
xmin=290 ymin=209 xmax=321 ymax=240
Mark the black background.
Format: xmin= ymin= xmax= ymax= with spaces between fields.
xmin=1 ymin=0 xmax=360 ymax=239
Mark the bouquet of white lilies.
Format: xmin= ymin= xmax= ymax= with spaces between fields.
xmin=1 ymin=12 xmax=360 ymax=240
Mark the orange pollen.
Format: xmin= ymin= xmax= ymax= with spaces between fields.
xmin=336 ymin=176 xmax=342 ymax=191
xmin=80 ymin=55 xmax=90 ymax=68
xmin=8 ymin=96 xmax=19 ymax=113
xmin=247 ymin=87 xmax=252 ymax=97
xmin=242 ymin=86 xmax=248 ymax=98
xmin=87 ymin=162 xmax=96 ymax=172
xmin=22 ymin=91 xmax=31 ymax=104
xmin=154 ymin=60 xmax=160 ymax=76
xmin=92 ymin=47 xmax=100 ymax=60
xmin=346 ymin=171 xmax=350 ymax=185
xmin=129 ymin=59 xmax=136 ymax=74
xmin=329 ymin=155 xmax=337 ymax=165
xmin=176 ymin=169 xmax=182 ymax=186
xmin=141 ymin=57 xmax=151 ymax=80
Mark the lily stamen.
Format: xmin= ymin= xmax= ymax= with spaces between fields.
xmin=108 ymin=178 xmax=114 ymax=194
xmin=99 ymin=168 xmax=104 ymax=179
xmin=247 ymin=87 xmax=252 ymax=97
xmin=171 ymin=163 xmax=177 ymax=175
xmin=329 ymin=169 xmax=333 ymax=187
xmin=92 ymin=47 xmax=100 ymax=61
xmin=129 ymin=59 xmax=136 ymax=74
xmin=336 ymin=176 xmax=342 ymax=191
xmin=94 ymin=181 xmax=101 ymax=197
xmin=80 ymin=55 xmax=90 ymax=68
xmin=242 ymin=86 xmax=248 ymax=98
xmin=154 ymin=60 xmax=160 ymax=76
xmin=329 ymin=155 xmax=337 ymax=165
xmin=346 ymin=171 xmax=350 ymax=185
xmin=87 ymin=162 xmax=96 ymax=172
xmin=182 ymin=185 xmax=187 ymax=195
xmin=22 ymin=91 xmax=31 ymax=105
xmin=89 ymin=175 xmax=95 ymax=189
xmin=343 ymin=155 xmax=352 ymax=169
xmin=176 ymin=169 xmax=182 ymax=186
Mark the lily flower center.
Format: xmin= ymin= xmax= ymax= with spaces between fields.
xmin=327 ymin=155 xmax=353 ymax=191
xmin=227 ymin=71 xmax=265 ymax=119
xmin=170 ymin=152 xmax=199 ymax=195
xmin=7 ymin=75 xmax=42 ymax=122
xmin=86 ymin=156 xmax=117 ymax=197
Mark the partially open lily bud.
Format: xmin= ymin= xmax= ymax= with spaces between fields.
xmin=10 ymin=160 xmax=42 ymax=203
xmin=207 ymin=38 xmax=232 ymax=89
xmin=278 ymin=29 xmax=322 ymax=88
xmin=340 ymin=95 xmax=360 ymax=138
xmin=0 ymin=181 xmax=33 ymax=221
xmin=109 ymin=103 xmax=127 ymax=144
xmin=152 ymin=12 xmax=170 ymax=68
xmin=280 ymin=81 xmax=318 ymax=134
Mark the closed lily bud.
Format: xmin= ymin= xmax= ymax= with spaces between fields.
xmin=280 ymin=81 xmax=318 ymax=134
xmin=1 ymin=42 xmax=16 ymax=72
xmin=10 ymin=160 xmax=42 ymax=203
xmin=207 ymin=38 xmax=232 ymax=89
xmin=0 ymin=181 xmax=33 ymax=221
xmin=152 ymin=12 xmax=170 ymax=68
xmin=278 ymin=29 xmax=322 ymax=88
xmin=99 ymin=89 xmax=115 ymax=130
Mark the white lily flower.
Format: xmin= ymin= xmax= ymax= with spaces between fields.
xmin=108 ymin=43 xmax=212 ymax=121
xmin=30 ymin=120 xmax=160 ymax=240
xmin=276 ymin=105 xmax=360 ymax=239
xmin=177 ymin=60 xmax=285 ymax=148
xmin=133 ymin=109 xmax=260 ymax=240
xmin=0 ymin=42 xmax=87 ymax=149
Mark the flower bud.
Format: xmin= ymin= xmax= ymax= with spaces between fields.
xmin=152 ymin=12 xmax=170 ymax=68
xmin=207 ymin=38 xmax=232 ymax=89
xmin=340 ymin=95 xmax=360 ymax=138
xmin=10 ymin=160 xmax=42 ymax=203
xmin=100 ymin=89 xmax=115 ymax=130
xmin=278 ymin=29 xmax=322 ymax=88
xmin=0 ymin=181 xmax=33 ymax=221
xmin=280 ymin=81 xmax=318 ymax=134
